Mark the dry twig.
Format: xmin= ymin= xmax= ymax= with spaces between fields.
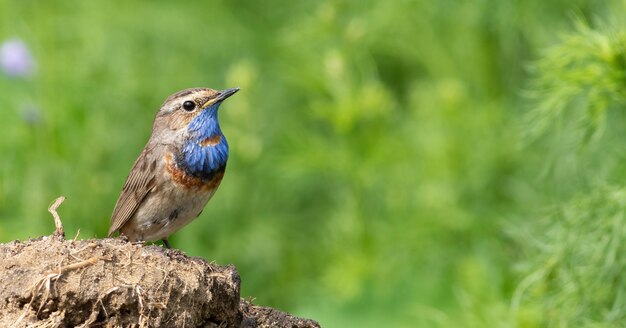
xmin=48 ymin=196 xmax=66 ymax=238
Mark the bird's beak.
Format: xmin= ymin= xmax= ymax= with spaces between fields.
xmin=202 ymin=87 xmax=240 ymax=108
xmin=216 ymin=87 xmax=240 ymax=101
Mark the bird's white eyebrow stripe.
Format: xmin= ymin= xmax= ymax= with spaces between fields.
xmin=174 ymin=90 xmax=196 ymax=98
xmin=164 ymin=88 xmax=205 ymax=103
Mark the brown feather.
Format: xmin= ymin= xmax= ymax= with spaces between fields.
xmin=108 ymin=149 xmax=158 ymax=236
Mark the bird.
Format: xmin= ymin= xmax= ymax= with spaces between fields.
xmin=108 ymin=87 xmax=239 ymax=249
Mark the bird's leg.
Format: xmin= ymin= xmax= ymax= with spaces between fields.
xmin=162 ymin=238 xmax=172 ymax=249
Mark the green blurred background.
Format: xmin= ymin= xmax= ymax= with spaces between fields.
xmin=3 ymin=0 xmax=626 ymax=326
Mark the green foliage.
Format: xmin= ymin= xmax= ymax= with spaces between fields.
xmin=513 ymin=187 xmax=626 ymax=326
xmin=2 ymin=0 xmax=626 ymax=326
xmin=526 ymin=18 xmax=626 ymax=145
xmin=513 ymin=16 xmax=626 ymax=328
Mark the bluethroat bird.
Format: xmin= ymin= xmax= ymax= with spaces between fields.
xmin=108 ymin=87 xmax=239 ymax=248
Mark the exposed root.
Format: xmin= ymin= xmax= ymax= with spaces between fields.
xmin=25 ymin=256 xmax=103 ymax=317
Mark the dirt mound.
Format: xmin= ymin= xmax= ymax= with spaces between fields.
xmin=0 ymin=197 xmax=320 ymax=327
xmin=0 ymin=236 xmax=319 ymax=327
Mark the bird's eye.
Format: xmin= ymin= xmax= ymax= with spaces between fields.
xmin=182 ymin=101 xmax=196 ymax=111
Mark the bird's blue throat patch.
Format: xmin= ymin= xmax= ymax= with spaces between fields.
xmin=178 ymin=105 xmax=228 ymax=180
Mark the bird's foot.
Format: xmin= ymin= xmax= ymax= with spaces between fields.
xmin=162 ymin=238 xmax=172 ymax=249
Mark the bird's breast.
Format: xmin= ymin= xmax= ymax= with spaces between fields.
xmin=164 ymin=152 xmax=225 ymax=192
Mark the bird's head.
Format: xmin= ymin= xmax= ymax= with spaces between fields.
xmin=152 ymin=87 xmax=239 ymax=143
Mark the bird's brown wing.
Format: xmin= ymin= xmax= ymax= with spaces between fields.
xmin=108 ymin=149 xmax=158 ymax=236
